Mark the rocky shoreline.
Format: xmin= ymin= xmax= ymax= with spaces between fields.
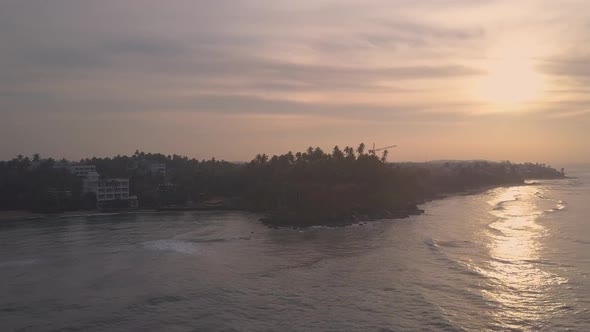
xmin=1 ymin=175 xmax=568 ymax=227
xmin=261 ymin=203 xmax=425 ymax=228
xmin=259 ymin=177 xmax=567 ymax=228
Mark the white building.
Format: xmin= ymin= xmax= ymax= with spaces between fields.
xmin=83 ymin=178 xmax=131 ymax=207
xmin=58 ymin=163 xmax=137 ymax=208
xmin=66 ymin=165 xmax=97 ymax=178
xmin=84 ymin=171 xmax=100 ymax=182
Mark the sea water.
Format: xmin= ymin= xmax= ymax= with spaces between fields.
xmin=1 ymin=166 xmax=589 ymax=331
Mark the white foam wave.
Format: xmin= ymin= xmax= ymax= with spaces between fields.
xmin=143 ymin=239 xmax=205 ymax=255
xmin=544 ymin=200 xmax=567 ymax=214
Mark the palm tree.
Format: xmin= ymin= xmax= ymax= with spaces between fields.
xmin=306 ymin=146 xmax=314 ymax=160
xmin=357 ymin=143 xmax=366 ymax=156
xmin=381 ymin=150 xmax=389 ymax=163
xmin=285 ymin=151 xmax=295 ymax=164
xmin=254 ymin=154 xmax=268 ymax=164
xmin=295 ymin=152 xmax=303 ymax=163
xmin=344 ymin=147 xmax=355 ymax=160
xmin=312 ymin=147 xmax=324 ymax=161
xmin=332 ymin=146 xmax=344 ymax=159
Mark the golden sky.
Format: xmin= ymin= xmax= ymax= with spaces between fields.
xmin=1 ymin=0 xmax=588 ymax=164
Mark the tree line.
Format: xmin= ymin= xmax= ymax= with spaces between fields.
xmin=0 ymin=145 xmax=565 ymax=225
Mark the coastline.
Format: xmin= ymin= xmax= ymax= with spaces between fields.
xmin=261 ymin=177 xmax=565 ymax=228
xmin=0 ymin=209 xmax=157 ymax=222
xmin=0 ymin=210 xmax=43 ymax=221
xmin=0 ymin=177 xmax=566 ymax=225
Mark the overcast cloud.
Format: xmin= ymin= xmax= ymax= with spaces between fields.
xmin=1 ymin=0 xmax=589 ymax=163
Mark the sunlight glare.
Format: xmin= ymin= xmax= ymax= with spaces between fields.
xmin=476 ymin=54 xmax=544 ymax=105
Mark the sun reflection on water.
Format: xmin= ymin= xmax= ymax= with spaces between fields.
xmin=481 ymin=186 xmax=568 ymax=329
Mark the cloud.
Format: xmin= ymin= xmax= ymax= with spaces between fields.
xmin=0 ymin=3 xmax=485 ymax=117
xmin=0 ymin=0 xmax=588 ymax=162
xmin=539 ymin=55 xmax=590 ymax=80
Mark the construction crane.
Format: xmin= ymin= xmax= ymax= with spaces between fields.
xmin=369 ymin=143 xmax=397 ymax=156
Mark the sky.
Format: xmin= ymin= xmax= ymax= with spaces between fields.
xmin=1 ymin=0 xmax=589 ymax=164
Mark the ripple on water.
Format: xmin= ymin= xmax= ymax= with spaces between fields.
xmin=0 ymin=258 xmax=39 ymax=268
xmin=0 ymin=173 xmax=588 ymax=332
xmin=143 ymin=239 xmax=207 ymax=255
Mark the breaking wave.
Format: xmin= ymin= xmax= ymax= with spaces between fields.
xmin=143 ymin=239 xmax=206 ymax=255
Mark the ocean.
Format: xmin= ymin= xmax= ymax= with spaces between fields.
xmin=1 ymin=166 xmax=589 ymax=331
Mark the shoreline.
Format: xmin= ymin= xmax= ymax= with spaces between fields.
xmin=0 ymin=208 xmax=257 ymax=223
xmin=261 ymin=178 xmax=565 ymax=228
xmin=0 ymin=209 xmax=157 ymax=222
xmin=0 ymin=177 xmax=565 ymax=225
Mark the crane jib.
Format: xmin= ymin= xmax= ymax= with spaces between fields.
xmin=369 ymin=145 xmax=397 ymax=153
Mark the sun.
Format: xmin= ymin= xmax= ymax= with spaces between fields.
xmin=475 ymin=56 xmax=544 ymax=105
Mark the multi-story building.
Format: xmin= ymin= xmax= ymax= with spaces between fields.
xmin=84 ymin=171 xmax=100 ymax=182
xmin=128 ymin=159 xmax=166 ymax=177
xmin=65 ymin=165 xmax=97 ymax=178
xmin=58 ymin=162 xmax=138 ymax=209
xmin=149 ymin=163 xmax=166 ymax=177
xmin=83 ymin=178 xmax=134 ymax=208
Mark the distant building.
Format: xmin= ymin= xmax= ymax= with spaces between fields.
xmin=67 ymin=165 xmax=97 ymax=178
xmin=84 ymin=171 xmax=100 ymax=182
xmin=157 ymin=182 xmax=176 ymax=193
xmin=56 ymin=162 xmax=138 ymax=209
xmin=55 ymin=163 xmax=97 ymax=178
xmin=83 ymin=178 xmax=131 ymax=208
xmin=129 ymin=195 xmax=139 ymax=209
xmin=149 ymin=163 xmax=166 ymax=177
xmin=127 ymin=159 xmax=166 ymax=177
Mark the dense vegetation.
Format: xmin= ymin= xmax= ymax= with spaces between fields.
xmin=240 ymin=146 xmax=565 ymax=226
xmin=0 ymin=146 xmax=565 ymax=226
xmin=0 ymin=156 xmax=84 ymax=213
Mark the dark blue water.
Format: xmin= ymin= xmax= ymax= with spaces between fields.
xmin=1 ymin=167 xmax=589 ymax=331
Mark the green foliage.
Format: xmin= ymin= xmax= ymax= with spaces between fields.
xmin=80 ymin=152 xmax=243 ymax=208
xmin=0 ymin=149 xmax=565 ymax=224
xmin=0 ymin=157 xmax=82 ymax=212
xmin=242 ymin=144 xmax=419 ymax=225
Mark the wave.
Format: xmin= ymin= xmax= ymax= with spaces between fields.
xmin=492 ymin=205 xmax=505 ymax=211
xmin=188 ymin=236 xmax=251 ymax=243
xmin=521 ymin=259 xmax=573 ymax=268
xmin=490 ymin=186 xmax=568 ymax=219
xmin=544 ymin=200 xmax=567 ymax=214
xmin=485 ymin=224 xmax=506 ymax=237
xmin=533 ymin=189 xmax=567 ymax=213
xmin=424 ymin=238 xmax=438 ymax=250
xmin=309 ymin=225 xmax=335 ymax=230
xmin=487 ymin=256 xmax=517 ymax=265
xmin=424 ymin=239 xmax=490 ymax=280
xmin=491 ymin=195 xmax=520 ymax=211
xmin=492 ymin=201 xmax=511 ymax=211
xmin=0 ymin=258 xmax=38 ymax=268
xmin=143 ymin=239 xmax=206 ymax=255
xmin=534 ymin=191 xmax=547 ymax=199
xmin=428 ymin=239 xmax=474 ymax=248
xmin=144 ymin=234 xmax=251 ymax=254
xmin=566 ymin=178 xmax=584 ymax=187
xmin=456 ymin=260 xmax=495 ymax=279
